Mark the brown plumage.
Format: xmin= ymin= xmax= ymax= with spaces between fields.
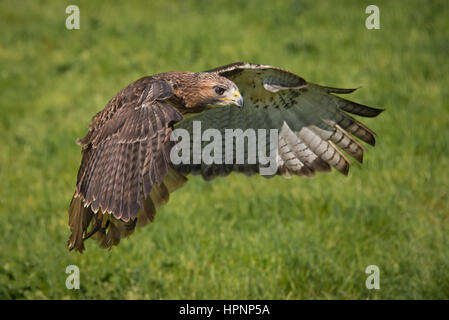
xmin=68 ymin=62 xmax=384 ymax=252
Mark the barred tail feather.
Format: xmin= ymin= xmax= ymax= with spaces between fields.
xmin=67 ymin=193 xmax=94 ymax=253
xmin=68 ymin=167 xmax=187 ymax=252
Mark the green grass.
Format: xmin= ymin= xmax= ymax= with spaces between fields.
xmin=1 ymin=0 xmax=448 ymax=299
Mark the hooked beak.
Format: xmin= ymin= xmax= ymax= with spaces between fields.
xmin=233 ymin=90 xmax=244 ymax=108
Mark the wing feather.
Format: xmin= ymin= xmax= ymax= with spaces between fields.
xmin=68 ymin=78 xmax=184 ymax=251
xmin=174 ymin=62 xmax=383 ymax=180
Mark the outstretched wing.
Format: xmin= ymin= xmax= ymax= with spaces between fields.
xmin=68 ymin=77 xmax=184 ymax=251
xmin=174 ymin=62 xmax=383 ymax=180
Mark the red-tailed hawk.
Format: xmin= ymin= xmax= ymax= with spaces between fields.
xmin=68 ymin=62 xmax=383 ymax=252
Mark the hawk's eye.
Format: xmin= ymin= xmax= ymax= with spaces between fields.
xmin=214 ymin=87 xmax=226 ymax=95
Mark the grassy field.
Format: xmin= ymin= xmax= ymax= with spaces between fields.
xmin=1 ymin=0 xmax=448 ymax=299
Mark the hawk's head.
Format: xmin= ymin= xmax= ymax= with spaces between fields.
xmin=177 ymin=72 xmax=243 ymax=109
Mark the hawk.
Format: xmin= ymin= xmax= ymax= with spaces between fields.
xmin=68 ymin=62 xmax=383 ymax=252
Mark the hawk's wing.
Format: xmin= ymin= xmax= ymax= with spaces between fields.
xmin=174 ymin=62 xmax=383 ymax=180
xmin=68 ymin=77 xmax=184 ymax=251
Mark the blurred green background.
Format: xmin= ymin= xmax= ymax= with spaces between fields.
xmin=1 ymin=0 xmax=448 ymax=299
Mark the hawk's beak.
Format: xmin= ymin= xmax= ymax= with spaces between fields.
xmin=233 ymin=90 xmax=244 ymax=108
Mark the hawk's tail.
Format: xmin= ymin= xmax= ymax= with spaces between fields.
xmin=67 ymin=193 xmax=94 ymax=253
xmin=67 ymin=168 xmax=187 ymax=252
